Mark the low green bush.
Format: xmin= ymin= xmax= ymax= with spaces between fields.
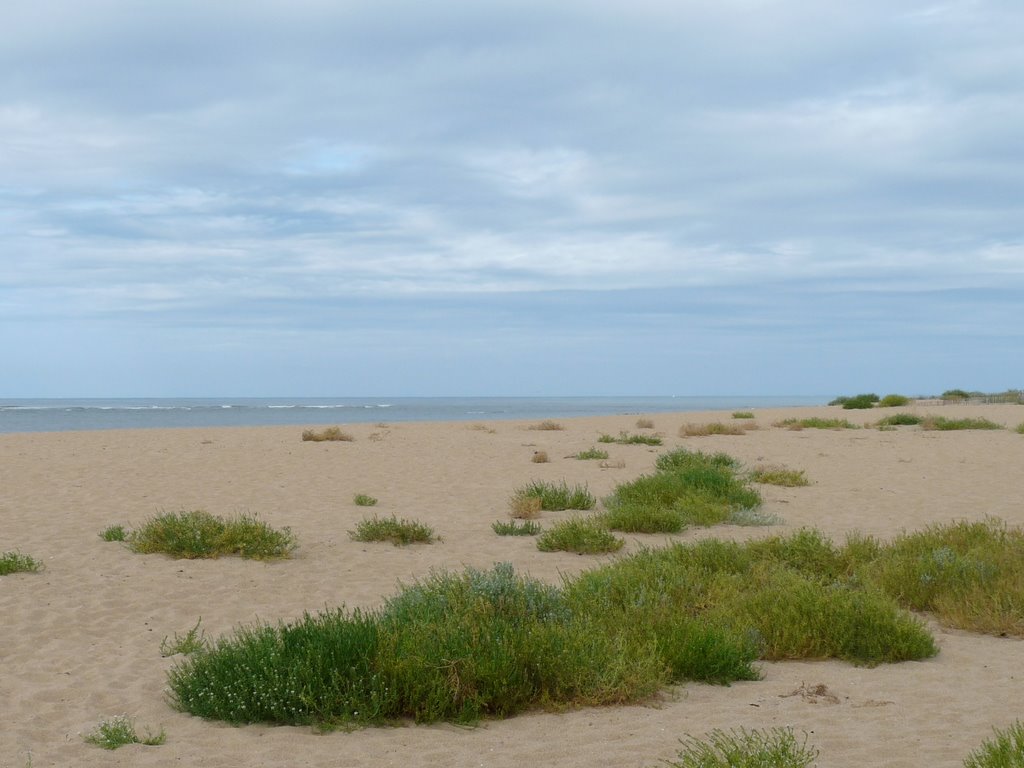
xmin=0 ymin=551 xmax=42 ymax=575
xmin=731 ymin=411 xmax=755 ymax=419
xmin=492 ymin=519 xmax=542 ymax=536
xmin=598 ymin=432 xmax=662 ymax=445
xmin=353 ymin=494 xmax=378 ymax=507
xmin=841 ymin=393 xmax=880 ymax=409
xmin=160 ymin=619 xmax=208 ymax=657
xmin=536 ymin=517 xmax=624 ymax=554
xmin=921 ymin=416 xmax=1003 ymax=431
xmin=749 ymin=466 xmax=809 ymax=487
xmin=878 ymin=394 xmax=911 ymax=407
xmin=128 ymin=510 xmax=295 ymax=560
xmin=575 ymin=447 xmax=610 ymax=460
xmin=350 ymin=516 xmax=436 ymax=546
xmin=965 ymin=721 xmax=1024 ymax=768
xmin=667 ymin=727 xmax=818 ymax=768
xmin=84 ymin=716 xmax=165 ymax=750
xmin=100 ymin=524 xmax=128 ymax=542
xmin=301 ymin=426 xmax=354 ymax=442
xmin=875 ymin=413 xmax=923 ymax=427
xmin=511 ymin=480 xmax=595 ymax=511
xmin=774 ymin=417 xmax=858 ymax=430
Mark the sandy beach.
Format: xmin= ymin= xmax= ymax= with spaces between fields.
xmin=3 ymin=403 xmax=1024 ymax=767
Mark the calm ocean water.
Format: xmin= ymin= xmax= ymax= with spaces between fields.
xmin=0 ymin=396 xmax=827 ymax=434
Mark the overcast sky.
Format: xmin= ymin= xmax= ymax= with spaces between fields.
xmin=2 ymin=0 xmax=1021 ymax=397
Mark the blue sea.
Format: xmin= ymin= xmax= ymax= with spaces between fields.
xmin=0 ymin=396 xmax=827 ymax=434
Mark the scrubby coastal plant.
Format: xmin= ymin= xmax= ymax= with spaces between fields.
xmin=160 ymin=619 xmax=208 ymax=657
xmin=875 ymin=413 xmax=923 ymax=427
xmin=350 ymin=516 xmax=436 ymax=546
xmin=536 ymin=517 xmax=624 ymax=554
xmin=749 ymin=466 xmax=810 ymax=487
xmin=575 ymin=447 xmax=609 ymax=460
xmin=731 ymin=411 xmax=755 ymax=419
xmin=597 ymin=432 xmax=663 ymax=446
xmin=878 ymin=394 xmax=911 ymax=407
xmin=774 ymin=417 xmax=858 ymax=430
xmin=128 ymin=510 xmax=295 ymax=560
xmin=964 ymin=721 xmax=1024 ymax=768
xmin=529 ymin=420 xmax=564 ymax=431
xmin=84 ymin=716 xmax=165 ymax=750
xmin=301 ymin=426 xmax=354 ymax=442
xmin=833 ymin=393 xmax=880 ymax=409
xmin=680 ymin=422 xmax=747 ymax=437
xmin=0 ymin=551 xmax=41 ymax=575
xmin=1016 ymin=423 xmax=1024 ymax=435
xmin=510 ymin=480 xmax=595 ymax=512
xmin=492 ymin=519 xmax=542 ymax=536
xmin=920 ymin=416 xmax=1003 ymax=431
xmin=603 ymin=448 xmax=762 ymax=532
xmin=100 ymin=524 xmax=127 ymax=542
xmin=666 ymin=727 xmax=818 ymax=768
xmin=353 ymin=494 xmax=378 ymax=507
xmin=635 ymin=418 xmax=655 ymax=429
xmin=168 ymin=530 xmax=943 ymax=729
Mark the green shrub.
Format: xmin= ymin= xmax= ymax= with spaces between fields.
xmin=666 ymin=727 xmax=818 ymax=768
xmin=0 ymin=551 xmax=42 ymax=575
xmin=1016 ymin=423 xmax=1024 ymax=435
xmin=774 ymin=417 xmax=858 ymax=430
xmin=878 ymin=394 xmax=911 ymax=407
xmin=942 ymin=389 xmax=972 ymax=400
xmin=100 ymin=524 xmax=128 ymax=542
xmin=597 ymin=433 xmax=617 ymax=443
xmin=965 ymin=721 xmax=1024 ymax=768
xmin=839 ymin=393 xmax=880 ymax=409
xmin=301 ymin=426 xmax=354 ymax=442
xmin=575 ymin=447 xmax=609 ymax=460
xmin=353 ymin=494 xmax=378 ymax=507
xmin=749 ymin=466 xmax=809 ymax=487
xmin=536 ymin=517 xmax=624 ymax=554
xmin=876 ymin=413 xmax=923 ymax=427
xmin=731 ymin=411 xmax=755 ymax=419
xmin=598 ymin=432 xmax=662 ymax=445
xmin=604 ymin=449 xmax=761 ymax=532
xmin=511 ymin=480 xmax=595 ymax=511
xmin=492 ymin=519 xmax=542 ymax=536
xmin=921 ymin=416 xmax=1003 ymax=431
xmin=84 ymin=716 xmax=165 ymax=750
xmin=859 ymin=519 xmax=1024 ymax=635
xmin=128 ymin=510 xmax=295 ymax=560
xmin=350 ymin=516 xmax=436 ymax=546
xmin=160 ymin=618 xmax=208 ymax=657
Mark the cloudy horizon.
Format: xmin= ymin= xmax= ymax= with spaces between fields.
xmin=3 ymin=0 xmax=1021 ymax=397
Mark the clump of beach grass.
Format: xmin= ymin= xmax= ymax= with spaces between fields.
xmin=127 ymin=510 xmax=295 ymax=560
xmin=774 ymin=417 xmax=858 ymax=430
xmin=603 ymin=448 xmax=762 ymax=533
xmin=0 ymin=551 xmax=42 ymax=575
xmin=84 ymin=716 xmax=165 ymax=750
xmin=732 ymin=411 xmax=755 ymax=419
xmin=100 ymin=524 xmax=128 ymax=542
xmin=680 ymin=422 xmax=747 ymax=437
xmin=875 ymin=413 xmax=923 ymax=427
xmin=492 ymin=519 xmax=542 ymax=536
xmin=598 ymin=431 xmax=662 ymax=446
xmin=353 ymin=494 xmax=378 ymax=507
xmin=1016 ymin=423 xmax=1024 ymax=435
xmin=666 ymin=727 xmax=818 ymax=768
xmin=529 ymin=420 xmax=564 ymax=431
xmin=964 ymin=721 xmax=1024 ymax=768
xmin=510 ymin=480 xmax=595 ymax=512
xmin=350 ymin=516 xmax=436 ymax=546
xmin=749 ymin=465 xmax=810 ymax=487
xmin=920 ymin=416 xmax=1003 ymax=431
xmin=878 ymin=394 xmax=911 ymax=407
xmin=531 ymin=450 xmax=550 ymax=464
xmin=168 ymin=532 xmax=942 ymax=729
xmin=636 ymin=417 xmax=655 ymax=429
xmin=575 ymin=447 xmax=609 ymax=460
xmin=160 ymin=619 xmax=208 ymax=657
xmin=301 ymin=426 xmax=354 ymax=442
xmin=536 ymin=517 xmax=624 ymax=554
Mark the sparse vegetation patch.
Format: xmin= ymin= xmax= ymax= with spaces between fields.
xmin=964 ymin=721 xmax=1024 ymax=768
xmin=350 ymin=516 xmax=436 ymax=546
xmin=636 ymin=418 xmax=655 ymax=429
xmin=84 ymin=716 xmax=165 ymax=750
xmin=161 ymin=619 xmax=208 ymax=657
xmin=680 ymin=422 xmax=747 ymax=437
xmin=301 ymin=426 xmax=354 ymax=442
xmin=128 ymin=510 xmax=295 ymax=560
xmin=598 ymin=431 xmax=662 ymax=445
xmin=575 ymin=447 xmax=610 ymax=460
xmin=353 ymin=494 xmax=378 ymax=507
xmin=749 ymin=466 xmax=810 ymax=487
xmin=536 ymin=517 xmax=624 ymax=554
xmin=529 ymin=420 xmax=564 ymax=431
xmin=774 ymin=417 xmax=858 ymax=430
xmin=510 ymin=480 xmax=595 ymax=512
xmin=732 ymin=411 xmax=755 ymax=419
xmin=876 ymin=413 xmax=923 ymax=427
xmin=921 ymin=416 xmax=1003 ymax=431
xmin=100 ymin=524 xmax=127 ymax=542
xmin=0 ymin=551 xmax=42 ymax=575
xmin=666 ymin=727 xmax=818 ymax=768
xmin=492 ymin=520 xmax=542 ymax=536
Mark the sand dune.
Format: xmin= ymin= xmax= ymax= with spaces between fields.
xmin=2 ymin=403 xmax=1024 ymax=767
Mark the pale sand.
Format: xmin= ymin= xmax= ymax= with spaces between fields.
xmin=2 ymin=403 xmax=1024 ymax=767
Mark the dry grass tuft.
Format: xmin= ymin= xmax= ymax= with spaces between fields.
xmin=531 ymin=450 xmax=550 ymax=464
xmin=529 ymin=420 xmax=565 ymax=431
xmin=635 ymin=418 xmax=655 ymax=429
xmin=301 ymin=426 xmax=354 ymax=442
xmin=680 ymin=422 xmax=747 ymax=437
xmin=509 ymin=495 xmax=543 ymax=519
